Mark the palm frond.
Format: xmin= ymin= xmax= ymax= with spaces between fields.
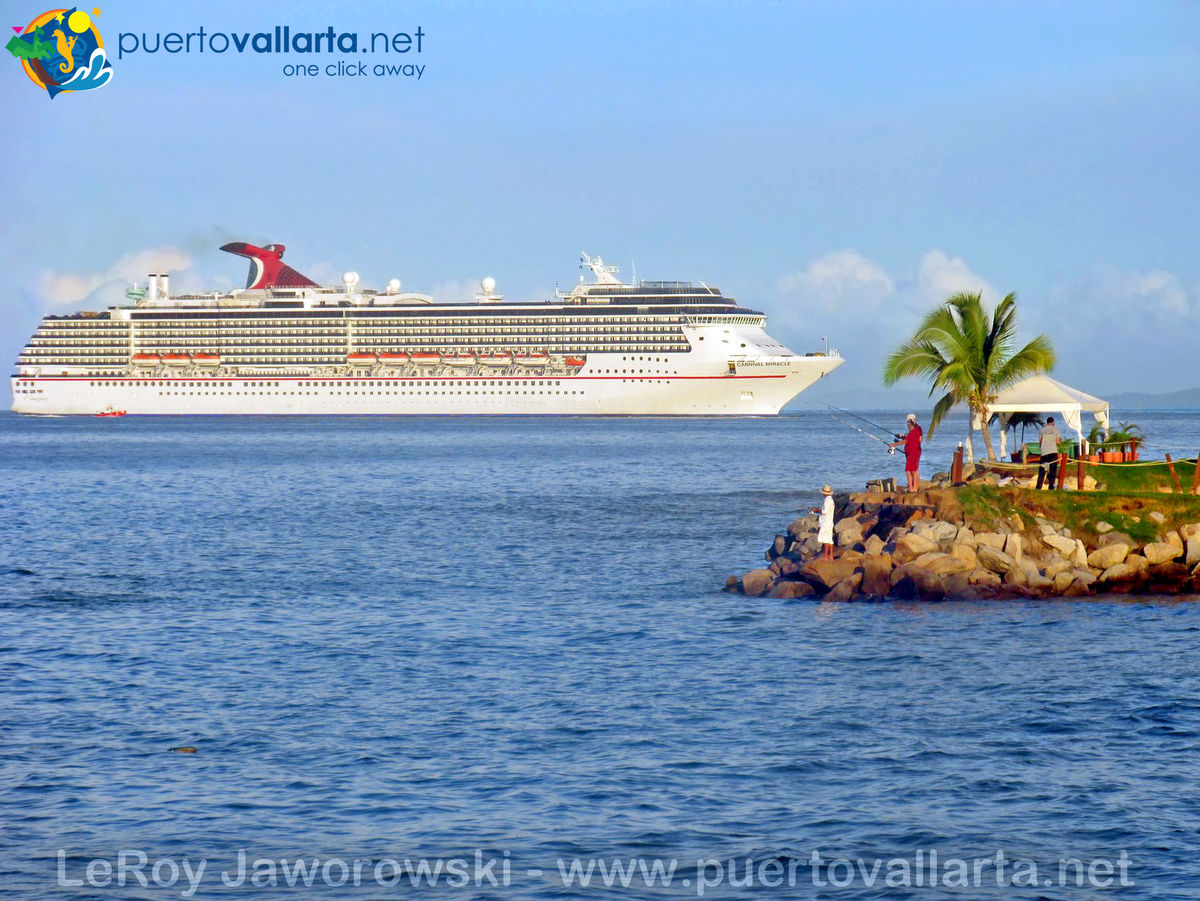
xmin=882 ymin=288 xmax=1056 ymax=419
xmin=882 ymin=339 xmax=947 ymax=385
xmin=990 ymin=334 xmax=1056 ymax=389
xmin=928 ymin=392 xmax=959 ymax=437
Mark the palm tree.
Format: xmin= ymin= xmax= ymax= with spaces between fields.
xmin=882 ymin=292 xmax=1055 ymax=462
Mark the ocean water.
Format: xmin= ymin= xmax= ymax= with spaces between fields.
xmin=2 ymin=410 xmax=1199 ymax=900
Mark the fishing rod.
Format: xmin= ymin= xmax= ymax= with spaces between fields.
xmin=825 ymin=404 xmax=901 ymax=440
xmin=825 ymin=411 xmax=896 ymax=454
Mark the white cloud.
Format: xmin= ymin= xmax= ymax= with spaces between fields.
xmin=1045 ymin=266 xmax=1195 ymax=326
xmin=1105 ymin=269 xmax=1190 ymax=316
xmin=777 ymin=249 xmax=894 ymax=310
xmin=38 ymin=246 xmax=194 ymax=307
xmin=916 ymin=249 xmax=995 ymax=303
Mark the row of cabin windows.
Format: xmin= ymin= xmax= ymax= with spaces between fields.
xmin=89 ymin=379 xmax=571 ymax=388
xmin=152 ymin=389 xmax=588 ymax=397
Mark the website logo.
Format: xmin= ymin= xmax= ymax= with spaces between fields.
xmin=7 ymin=6 xmax=112 ymax=98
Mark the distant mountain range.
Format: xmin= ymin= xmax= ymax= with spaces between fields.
xmin=1106 ymin=387 xmax=1200 ymax=410
xmin=792 ymin=383 xmax=1200 ymax=412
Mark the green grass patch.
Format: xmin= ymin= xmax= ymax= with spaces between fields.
xmin=956 ymin=484 xmax=1200 ymax=544
xmin=1091 ymin=458 xmax=1198 ymax=494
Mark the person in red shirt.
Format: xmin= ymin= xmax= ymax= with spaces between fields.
xmin=889 ymin=413 xmax=923 ymax=493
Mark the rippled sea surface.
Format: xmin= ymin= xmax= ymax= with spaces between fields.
xmin=2 ymin=410 xmax=1199 ymax=899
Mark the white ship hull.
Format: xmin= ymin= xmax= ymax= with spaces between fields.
xmin=11 ymin=244 xmax=845 ymax=416
xmin=12 ymin=351 xmax=840 ymax=416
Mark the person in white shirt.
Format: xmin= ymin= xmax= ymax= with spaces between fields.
xmin=814 ymin=484 xmax=836 ymax=560
xmin=1035 ymin=416 xmax=1063 ymax=490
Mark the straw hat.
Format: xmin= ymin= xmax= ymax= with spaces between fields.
xmin=821 ymin=485 xmax=833 ymax=495
xmin=906 ymin=413 xmax=917 ymax=422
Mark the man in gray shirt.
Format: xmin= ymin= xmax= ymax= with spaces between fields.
xmin=1035 ymin=416 xmax=1063 ymax=490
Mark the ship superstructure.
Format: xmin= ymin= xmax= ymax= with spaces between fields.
xmin=11 ymin=243 xmax=842 ymax=415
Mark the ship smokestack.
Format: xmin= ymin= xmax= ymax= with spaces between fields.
xmin=146 ymin=274 xmax=160 ymax=303
xmin=159 ymin=274 xmax=169 ymax=299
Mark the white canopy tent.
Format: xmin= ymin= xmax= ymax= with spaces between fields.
xmin=988 ymin=375 xmax=1110 ymax=458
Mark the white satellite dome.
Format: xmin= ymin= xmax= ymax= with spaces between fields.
xmin=342 ymin=271 xmax=360 ymax=287
xmin=386 ymin=278 xmax=402 ymax=294
xmin=481 ymin=276 xmax=496 ymax=294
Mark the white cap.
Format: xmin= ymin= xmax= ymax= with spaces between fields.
xmin=906 ymin=413 xmax=917 ymax=422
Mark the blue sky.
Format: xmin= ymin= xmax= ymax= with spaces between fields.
xmin=4 ymin=0 xmax=1198 ymax=405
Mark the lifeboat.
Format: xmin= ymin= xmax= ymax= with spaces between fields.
xmin=95 ymin=407 xmax=126 ymax=417
xmin=161 ymin=353 xmax=190 ymax=367
xmin=378 ymin=352 xmax=410 ymax=366
xmin=192 ymin=352 xmax=221 ymax=367
xmin=411 ymin=352 xmax=441 ymax=366
xmin=444 ymin=353 xmax=476 ymax=367
xmin=477 ymin=353 xmax=511 ymax=367
xmin=130 ymin=353 xmax=160 ymax=367
xmin=564 ymin=356 xmax=586 ymax=368
xmin=513 ymin=352 xmax=550 ymax=367
xmin=347 ymin=352 xmax=377 ymax=366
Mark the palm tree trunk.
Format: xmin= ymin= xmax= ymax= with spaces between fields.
xmin=978 ymin=406 xmax=998 ymax=461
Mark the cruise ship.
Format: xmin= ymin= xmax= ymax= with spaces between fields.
xmin=11 ymin=242 xmax=842 ymax=415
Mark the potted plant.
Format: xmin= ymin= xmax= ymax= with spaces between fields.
xmin=1085 ymin=424 xmax=1104 ymax=464
xmin=1090 ymin=421 xmax=1144 ymax=464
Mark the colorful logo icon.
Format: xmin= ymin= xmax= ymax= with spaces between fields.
xmin=7 ymin=7 xmax=112 ymax=98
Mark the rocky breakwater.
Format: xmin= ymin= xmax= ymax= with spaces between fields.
xmin=727 ymin=488 xmax=1200 ymax=601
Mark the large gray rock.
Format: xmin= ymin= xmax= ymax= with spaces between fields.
xmin=770 ymin=556 xmax=802 ymax=577
xmin=1035 ymin=517 xmax=1065 ymax=537
xmin=1053 ymin=571 xmax=1075 ymax=593
xmin=863 ymin=534 xmax=887 ymax=556
xmin=1097 ymin=531 xmax=1135 ymax=549
xmin=799 ymin=557 xmax=862 ymax=592
xmin=975 ymin=532 xmax=1006 ymax=550
xmin=766 ymin=534 xmax=788 ymax=561
xmin=1187 ymin=537 xmax=1200 ymax=567
xmin=1019 ymin=557 xmax=1042 ymax=578
xmin=1181 ymin=522 xmax=1200 ymax=542
xmin=834 ymin=518 xmax=864 ymax=547
xmin=1072 ymin=569 xmax=1098 ymax=588
xmin=741 ymin=568 xmax=776 ymax=596
xmin=1088 ymin=543 xmax=1129 ymax=570
xmin=861 ymin=554 xmax=893 ymax=597
xmin=1026 ymin=572 xmax=1054 ymax=595
xmin=949 ymin=543 xmax=978 ymax=570
xmin=1070 ymin=539 xmax=1089 ymax=568
xmin=926 ymin=520 xmax=959 ymax=544
xmin=788 ymin=515 xmax=819 ymax=537
xmin=1123 ymin=554 xmax=1150 ymax=574
xmin=826 ymin=572 xmax=863 ymax=603
xmin=889 ymin=565 xmax=946 ymax=601
xmin=1042 ymin=554 xmax=1073 ymax=579
xmin=794 ymin=536 xmax=822 ymax=560
xmin=1143 ymin=538 xmax=1182 ymax=566
xmin=1063 ymin=577 xmax=1094 ymax=597
xmin=911 ymin=551 xmax=973 ymax=576
xmin=1042 ymin=534 xmax=1077 ymax=557
xmin=1099 ymin=562 xmax=1138 ymax=588
xmin=1004 ymin=533 xmax=1024 ymax=563
xmin=770 ymin=580 xmax=816 ymax=599
xmin=909 ymin=521 xmax=937 ymax=541
xmin=892 ymin=532 xmax=939 ymax=565
xmin=953 ymin=527 xmax=976 ymax=548
xmin=977 ymin=545 xmax=1017 ymax=574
